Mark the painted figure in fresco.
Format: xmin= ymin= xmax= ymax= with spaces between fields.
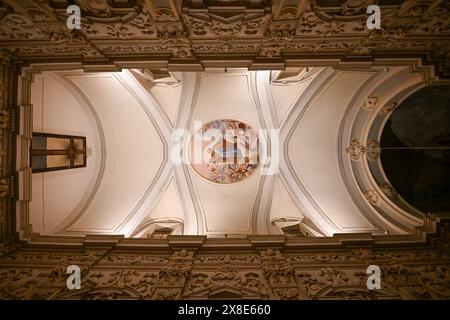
xmin=192 ymin=120 xmax=260 ymax=184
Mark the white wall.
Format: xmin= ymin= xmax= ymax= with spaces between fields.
xmin=30 ymin=72 xmax=102 ymax=234
xmin=28 ymin=68 xmax=409 ymax=237
xmin=288 ymin=71 xmax=376 ymax=231
xmin=30 ymin=71 xmax=165 ymax=235
xmin=63 ymin=73 xmax=164 ymax=233
xmin=189 ymin=71 xmax=261 ymax=235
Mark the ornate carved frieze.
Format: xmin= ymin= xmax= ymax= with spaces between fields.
xmin=346 ymin=138 xmax=365 ymax=161
xmin=184 ymin=253 xmax=269 ymax=299
xmin=0 ymin=1 xmax=448 ymax=78
xmin=0 ymin=51 xmax=17 ymax=250
xmin=260 ymin=249 xmax=299 ymax=299
xmin=154 ymin=249 xmax=193 ymax=299
xmin=0 ymin=219 xmax=448 ymax=300
xmin=362 ymin=96 xmax=379 ymax=111
xmin=346 ymin=139 xmax=381 ymax=161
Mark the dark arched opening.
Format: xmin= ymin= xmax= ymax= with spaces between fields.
xmin=380 ymin=86 xmax=450 ymax=213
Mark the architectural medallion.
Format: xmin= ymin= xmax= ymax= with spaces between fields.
xmin=190 ymin=120 xmax=259 ymax=184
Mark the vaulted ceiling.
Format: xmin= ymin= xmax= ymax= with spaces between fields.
xmin=22 ymin=65 xmax=430 ymax=238
xmin=5 ymin=0 xmax=449 ymax=240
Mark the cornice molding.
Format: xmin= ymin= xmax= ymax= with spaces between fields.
xmin=17 ymin=214 xmax=448 ymax=251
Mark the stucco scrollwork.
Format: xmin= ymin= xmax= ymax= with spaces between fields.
xmin=346 ymin=138 xmax=365 ymax=161
xmin=380 ymin=183 xmax=398 ymax=199
xmin=364 ymin=189 xmax=380 ymax=207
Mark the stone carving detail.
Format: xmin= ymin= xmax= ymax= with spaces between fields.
xmin=342 ymin=0 xmax=375 ymax=16
xmin=184 ymin=254 xmax=269 ymax=299
xmin=0 ymin=225 xmax=449 ymax=300
xmin=194 ymin=254 xmax=261 ymax=264
xmin=380 ymin=183 xmax=398 ymax=199
xmin=362 ymin=96 xmax=379 ymax=111
xmin=0 ymin=57 xmax=15 ymax=247
xmin=4 ymin=251 xmax=106 ymax=265
xmin=75 ymin=0 xmax=113 ymax=18
xmin=364 ymin=189 xmax=380 ymax=207
xmin=366 ymin=140 xmax=380 ymax=161
xmin=0 ymin=267 xmax=67 ymax=299
xmin=79 ymin=269 xmax=159 ymax=299
xmin=0 ymin=178 xmax=8 ymax=197
xmin=346 ymin=138 xmax=365 ymax=161
xmin=346 ymin=139 xmax=380 ymax=161
xmin=434 ymin=221 xmax=450 ymax=256
xmin=0 ymin=76 xmax=5 ymax=110
xmin=378 ymin=101 xmax=398 ymax=117
xmin=296 ymin=267 xmax=359 ymax=299
xmin=103 ymin=254 xmax=169 ymax=265
xmin=260 ymin=249 xmax=299 ymax=299
xmin=0 ymin=1 xmax=448 ymax=77
xmin=296 ymin=265 xmax=402 ymax=300
xmin=153 ymin=249 xmax=193 ymax=300
xmin=416 ymin=265 xmax=450 ymax=298
xmin=0 ymin=110 xmax=8 ymax=129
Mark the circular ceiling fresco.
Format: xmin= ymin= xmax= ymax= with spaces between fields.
xmin=190 ymin=120 xmax=259 ymax=184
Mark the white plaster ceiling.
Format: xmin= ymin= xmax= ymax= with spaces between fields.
xmin=188 ymin=71 xmax=262 ymax=236
xmin=27 ymin=66 xmax=424 ymax=238
xmin=30 ymin=71 xmax=164 ymax=235
xmin=30 ymin=72 xmax=103 ymax=234
xmin=288 ymin=71 xmax=376 ymax=232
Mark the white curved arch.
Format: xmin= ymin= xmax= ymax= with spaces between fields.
xmin=29 ymin=71 xmax=105 ymax=235
xmin=58 ymin=71 xmax=166 ymax=234
xmin=281 ymin=67 xmax=341 ymax=236
xmin=338 ymin=66 xmax=426 ymax=234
